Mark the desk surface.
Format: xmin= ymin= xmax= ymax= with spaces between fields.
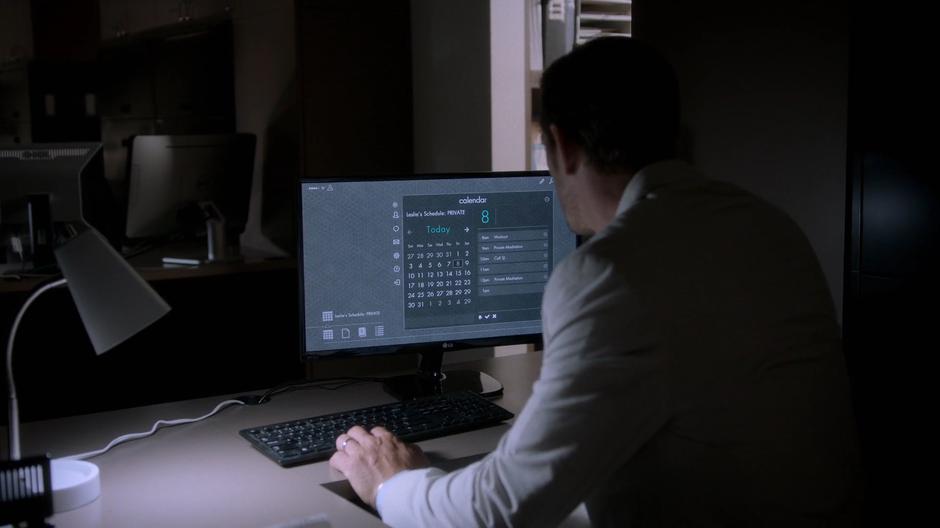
xmin=13 ymin=352 xmax=544 ymax=528
xmin=0 ymin=258 xmax=295 ymax=293
xmin=0 ymin=241 xmax=295 ymax=294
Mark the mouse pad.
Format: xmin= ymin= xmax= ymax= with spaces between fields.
xmin=320 ymin=451 xmax=488 ymax=516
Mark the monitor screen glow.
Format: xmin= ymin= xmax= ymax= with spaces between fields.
xmin=299 ymin=172 xmax=578 ymax=360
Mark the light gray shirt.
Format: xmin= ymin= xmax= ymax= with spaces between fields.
xmin=377 ymin=160 xmax=860 ymax=527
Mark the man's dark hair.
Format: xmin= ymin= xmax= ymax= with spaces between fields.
xmin=540 ymin=37 xmax=680 ymax=174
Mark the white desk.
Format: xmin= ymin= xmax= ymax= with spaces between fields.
xmin=9 ymin=352 xmax=559 ymax=527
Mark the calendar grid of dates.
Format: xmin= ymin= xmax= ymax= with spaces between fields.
xmin=404 ymin=239 xmax=474 ymax=311
xmin=402 ymin=191 xmax=553 ymax=330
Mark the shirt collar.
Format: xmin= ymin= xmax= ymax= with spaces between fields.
xmin=616 ymin=159 xmax=703 ymax=215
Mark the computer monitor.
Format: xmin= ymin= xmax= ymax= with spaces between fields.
xmin=124 ymin=134 xmax=255 ymax=257
xmin=0 ymin=143 xmax=117 ymax=274
xmin=298 ymin=171 xmax=579 ymax=399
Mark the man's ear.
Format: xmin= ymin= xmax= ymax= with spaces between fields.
xmin=548 ymin=124 xmax=581 ymax=175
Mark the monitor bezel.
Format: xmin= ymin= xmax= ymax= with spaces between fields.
xmin=297 ymin=170 xmax=563 ymax=363
xmin=0 ymin=143 xmax=103 ymax=224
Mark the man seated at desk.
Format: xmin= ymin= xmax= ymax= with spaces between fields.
xmin=329 ymin=37 xmax=861 ymax=527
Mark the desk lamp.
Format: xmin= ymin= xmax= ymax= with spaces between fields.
xmin=5 ymin=227 xmax=171 ymax=513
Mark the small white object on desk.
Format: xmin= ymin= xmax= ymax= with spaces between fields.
xmin=51 ymin=458 xmax=101 ymax=512
xmin=162 ymin=257 xmax=202 ymax=267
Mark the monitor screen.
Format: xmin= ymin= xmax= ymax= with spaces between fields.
xmin=299 ymin=172 xmax=578 ymax=360
xmin=124 ymin=134 xmax=255 ymax=240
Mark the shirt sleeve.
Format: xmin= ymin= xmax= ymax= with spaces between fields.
xmin=377 ymin=250 xmax=670 ymax=527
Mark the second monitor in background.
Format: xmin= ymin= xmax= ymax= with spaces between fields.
xmin=124 ymin=134 xmax=255 ymax=262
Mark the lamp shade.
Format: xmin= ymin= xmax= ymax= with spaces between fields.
xmin=54 ymin=228 xmax=170 ymax=354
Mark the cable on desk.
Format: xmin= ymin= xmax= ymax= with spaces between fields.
xmin=58 ymin=399 xmax=246 ymax=461
xmin=54 ymin=378 xmax=383 ymax=461
xmin=257 ymin=376 xmax=384 ymax=405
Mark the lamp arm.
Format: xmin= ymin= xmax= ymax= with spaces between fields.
xmin=7 ymin=277 xmax=67 ymax=460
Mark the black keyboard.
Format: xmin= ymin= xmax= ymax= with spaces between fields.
xmin=239 ymin=391 xmax=514 ymax=467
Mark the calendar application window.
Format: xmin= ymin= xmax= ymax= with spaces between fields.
xmin=402 ymin=191 xmax=552 ymax=329
xmin=300 ymin=175 xmax=577 ymax=357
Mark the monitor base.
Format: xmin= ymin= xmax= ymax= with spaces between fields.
xmin=383 ymin=369 xmax=503 ymax=401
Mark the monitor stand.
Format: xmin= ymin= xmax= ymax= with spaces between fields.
xmin=1 ymin=194 xmax=55 ymax=274
xmin=382 ymin=349 xmax=503 ymax=401
xmin=161 ymin=206 xmax=239 ymax=266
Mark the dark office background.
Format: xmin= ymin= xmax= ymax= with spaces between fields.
xmin=1 ymin=0 xmax=936 ymax=525
xmin=1 ymin=0 xmax=419 ymax=421
xmin=844 ymin=0 xmax=937 ymax=523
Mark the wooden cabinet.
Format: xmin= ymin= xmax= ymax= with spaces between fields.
xmin=99 ymin=0 xmax=151 ymax=39
xmin=0 ymin=62 xmax=29 ymax=124
xmin=24 ymin=60 xmax=100 ymax=142
xmin=0 ymin=59 xmax=99 ymax=144
xmin=185 ymin=0 xmax=232 ymax=20
xmin=100 ymin=0 xmax=233 ymax=40
xmin=97 ymin=42 xmax=155 ymax=118
xmin=0 ymin=115 xmax=30 ymax=145
xmin=296 ymin=0 xmax=413 ymax=178
xmin=0 ymin=0 xmax=33 ymax=63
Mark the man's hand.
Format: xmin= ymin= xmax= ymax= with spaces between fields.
xmin=329 ymin=425 xmax=430 ymax=508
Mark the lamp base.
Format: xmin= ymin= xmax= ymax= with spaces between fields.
xmin=51 ymin=459 xmax=100 ymax=512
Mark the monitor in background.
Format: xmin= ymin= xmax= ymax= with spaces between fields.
xmin=0 ymin=143 xmax=118 ymax=274
xmin=299 ymin=172 xmax=579 ymax=400
xmin=124 ymin=134 xmax=255 ymax=261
